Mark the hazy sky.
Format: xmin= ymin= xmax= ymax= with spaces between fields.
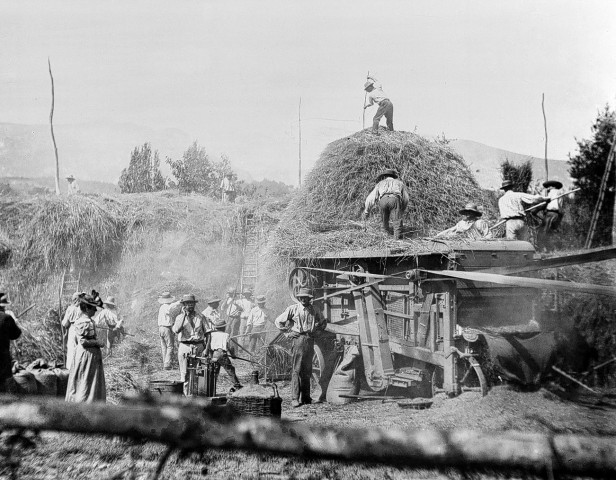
xmin=2 ymin=0 xmax=615 ymax=184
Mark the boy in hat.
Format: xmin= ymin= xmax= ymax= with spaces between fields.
xmin=245 ymin=295 xmax=269 ymax=353
xmin=0 ymin=293 xmax=21 ymax=393
xmin=275 ymin=288 xmax=327 ymax=407
xmin=363 ymin=169 xmax=410 ymax=240
xmin=363 ymin=75 xmax=394 ymax=134
xmin=157 ymin=292 xmax=176 ymax=369
xmin=66 ymin=174 xmax=81 ymax=195
xmin=206 ymin=316 xmax=241 ymax=388
xmin=172 ymin=294 xmax=208 ymax=395
xmin=435 ymin=203 xmax=492 ymax=239
xmin=498 ymin=180 xmax=549 ymax=240
xmin=95 ymin=296 xmax=124 ymax=356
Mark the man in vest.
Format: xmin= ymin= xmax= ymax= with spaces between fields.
xmin=172 ymin=294 xmax=208 ymax=395
xmin=275 ymin=288 xmax=327 ymax=407
xmin=363 ymin=169 xmax=410 ymax=240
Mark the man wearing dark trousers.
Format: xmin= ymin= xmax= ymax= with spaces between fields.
xmin=363 ymin=75 xmax=394 ymax=133
xmin=275 ymin=288 xmax=326 ymax=408
xmin=363 ymin=169 xmax=410 ymax=239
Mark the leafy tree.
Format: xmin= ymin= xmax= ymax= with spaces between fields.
xmin=118 ymin=143 xmax=166 ymax=193
xmin=167 ymin=142 xmax=231 ymax=196
xmin=569 ymin=105 xmax=616 ymax=246
xmin=500 ymin=158 xmax=533 ymax=193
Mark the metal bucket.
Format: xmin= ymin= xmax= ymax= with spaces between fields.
xmin=148 ymin=380 xmax=183 ymax=396
xmin=187 ymin=355 xmax=219 ymax=397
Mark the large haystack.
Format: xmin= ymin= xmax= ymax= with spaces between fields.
xmin=271 ymin=129 xmax=496 ymax=258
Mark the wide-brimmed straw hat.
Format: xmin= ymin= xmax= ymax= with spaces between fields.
xmin=459 ymin=203 xmax=482 ymax=217
xmin=376 ymin=169 xmax=398 ymax=181
xmin=242 ymin=289 xmax=253 ymax=297
xmin=500 ymin=180 xmax=514 ymax=190
xmin=255 ymin=295 xmax=266 ymax=304
xmin=103 ymin=296 xmax=116 ymax=307
xmin=543 ymin=180 xmax=563 ymax=189
xmin=296 ymin=288 xmax=313 ymax=299
xmin=66 ymin=174 xmax=75 ymax=181
xmin=364 ymin=79 xmax=375 ymax=90
xmin=0 ymin=293 xmax=11 ymax=306
xmin=158 ymin=292 xmax=175 ymax=304
xmin=207 ymin=297 xmax=222 ymax=305
xmin=180 ymin=294 xmax=198 ymax=304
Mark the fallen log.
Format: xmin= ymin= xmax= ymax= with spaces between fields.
xmin=0 ymin=394 xmax=615 ymax=476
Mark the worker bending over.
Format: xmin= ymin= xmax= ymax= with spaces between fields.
xmin=206 ymin=317 xmax=241 ymax=388
xmin=363 ymin=169 xmax=410 ymax=240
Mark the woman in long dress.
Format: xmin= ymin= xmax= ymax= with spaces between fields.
xmin=65 ymin=295 xmax=106 ymax=403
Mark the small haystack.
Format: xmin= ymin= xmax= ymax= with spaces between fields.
xmin=271 ymin=129 xmax=496 ymax=258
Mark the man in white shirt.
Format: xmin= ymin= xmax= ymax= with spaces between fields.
xmin=435 ymin=203 xmax=492 ymax=240
xmin=223 ymin=287 xmax=242 ymax=338
xmin=156 ymin=292 xmax=176 ymax=370
xmin=96 ymin=296 xmax=123 ymax=356
xmin=238 ymin=290 xmax=254 ymax=347
xmin=245 ymin=295 xmax=269 ymax=353
xmin=201 ymin=297 xmax=221 ymax=331
xmin=66 ymin=175 xmax=81 ymax=195
xmin=542 ymin=180 xmax=564 ymax=233
xmin=220 ymin=173 xmax=236 ymax=203
xmin=363 ymin=76 xmax=394 ymax=134
xmin=498 ymin=180 xmax=548 ymax=240
xmin=363 ymin=169 xmax=410 ymax=240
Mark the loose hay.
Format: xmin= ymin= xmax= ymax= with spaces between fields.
xmin=271 ymin=129 xmax=497 ymax=258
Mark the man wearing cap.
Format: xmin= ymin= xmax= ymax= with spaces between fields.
xmin=238 ymin=290 xmax=254 ymax=347
xmin=435 ymin=203 xmax=492 ymax=240
xmin=542 ymin=180 xmax=564 ymax=233
xmin=206 ymin=316 xmax=241 ymax=388
xmin=363 ymin=75 xmax=394 ymax=134
xmin=95 ymin=297 xmax=123 ymax=356
xmin=245 ymin=295 xmax=269 ymax=353
xmin=363 ymin=169 xmax=410 ymax=240
xmin=66 ymin=175 xmax=81 ymax=195
xmin=498 ymin=180 xmax=549 ymax=240
xmin=62 ymin=292 xmax=85 ymax=370
xmin=157 ymin=292 xmax=176 ymax=370
xmin=0 ymin=293 xmax=21 ymax=393
xmin=223 ymin=287 xmax=243 ymax=338
xmin=172 ymin=294 xmax=208 ymax=395
xmin=201 ymin=297 xmax=222 ymax=332
xmin=275 ymin=288 xmax=327 ymax=407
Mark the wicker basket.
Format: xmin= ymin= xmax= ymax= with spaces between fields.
xmin=227 ymin=383 xmax=282 ymax=417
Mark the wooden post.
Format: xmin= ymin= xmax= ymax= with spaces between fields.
xmin=1 ymin=395 xmax=616 ymax=476
xmin=542 ymin=93 xmax=549 ymax=180
xmin=48 ymin=58 xmax=61 ymax=196
xmin=443 ymin=286 xmax=457 ymax=395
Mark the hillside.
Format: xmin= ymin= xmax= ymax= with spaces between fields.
xmin=449 ymin=139 xmax=571 ymax=190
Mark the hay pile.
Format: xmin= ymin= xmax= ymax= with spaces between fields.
xmin=270 ymin=129 xmax=496 ymax=258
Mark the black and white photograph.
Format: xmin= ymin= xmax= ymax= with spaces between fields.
xmin=1 ymin=1 xmax=616 ymax=478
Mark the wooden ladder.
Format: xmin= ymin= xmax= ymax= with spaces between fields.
xmin=240 ymin=213 xmax=260 ymax=293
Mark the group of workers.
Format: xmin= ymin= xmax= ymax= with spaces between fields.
xmin=156 ymin=287 xmax=326 ymax=407
xmin=363 ymin=167 xmax=565 ymax=242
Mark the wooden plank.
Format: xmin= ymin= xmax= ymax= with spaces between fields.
xmin=421 ymin=269 xmax=616 ymax=297
xmin=364 ymin=284 xmax=395 ymax=383
xmin=416 ymin=294 xmax=434 ymax=347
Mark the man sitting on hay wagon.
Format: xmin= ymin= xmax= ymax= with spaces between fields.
xmin=363 ymin=169 xmax=410 ymax=240
xmin=275 ymin=288 xmax=326 ymax=408
xmin=435 ymin=202 xmax=492 ymax=240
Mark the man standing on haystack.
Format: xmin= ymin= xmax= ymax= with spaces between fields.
xmin=435 ymin=203 xmax=492 ymax=240
xmin=363 ymin=169 xmax=410 ymax=240
xmin=542 ymin=180 xmax=564 ymax=233
xmin=363 ymin=75 xmax=394 ymax=134
xmin=275 ymin=288 xmax=327 ymax=408
xmin=172 ymin=294 xmax=208 ymax=395
xmin=498 ymin=180 xmax=548 ymax=240
xmin=157 ymin=292 xmax=176 ymax=370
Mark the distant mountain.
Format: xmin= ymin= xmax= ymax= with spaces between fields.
xmin=0 ymin=176 xmax=118 ymax=196
xmin=448 ymin=139 xmax=571 ymax=190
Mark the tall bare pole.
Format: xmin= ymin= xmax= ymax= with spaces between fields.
xmin=542 ymin=93 xmax=549 ymax=180
xmin=362 ymin=70 xmax=369 ymax=130
xmin=48 ymin=58 xmax=61 ymax=195
xmin=298 ymin=97 xmax=302 ymax=187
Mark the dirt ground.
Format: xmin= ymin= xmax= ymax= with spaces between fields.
xmin=2 ymin=353 xmax=616 ymax=480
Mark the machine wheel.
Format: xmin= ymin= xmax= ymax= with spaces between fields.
xmin=430 ymin=358 xmax=489 ymax=397
xmin=288 ymin=268 xmax=317 ymax=301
